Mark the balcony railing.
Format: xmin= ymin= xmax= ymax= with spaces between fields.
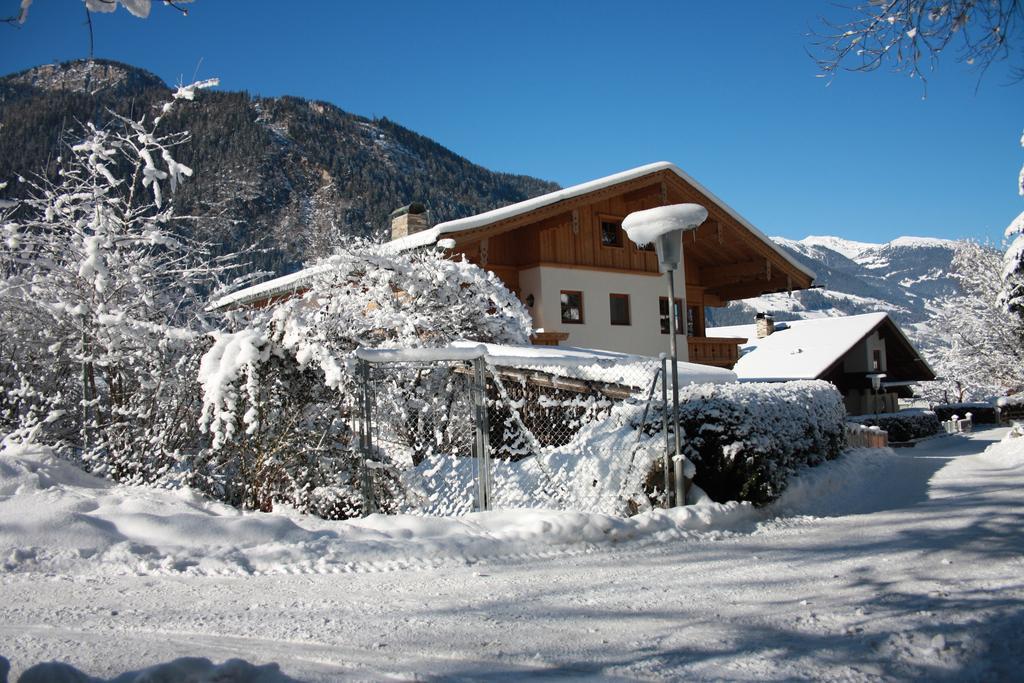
xmin=687 ymin=336 xmax=745 ymax=369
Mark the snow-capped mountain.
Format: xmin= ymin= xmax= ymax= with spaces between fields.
xmin=799 ymin=235 xmax=882 ymax=260
xmin=706 ymin=235 xmax=962 ymax=344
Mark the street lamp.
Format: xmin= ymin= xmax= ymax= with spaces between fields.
xmin=623 ymin=203 xmax=708 ymax=506
xmin=867 ymin=372 xmax=887 ymax=421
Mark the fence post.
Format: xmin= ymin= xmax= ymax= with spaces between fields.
xmin=472 ymin=355 xmax=493 ymax=512
xmin=357 ymin=358 xmax=377 ymax=516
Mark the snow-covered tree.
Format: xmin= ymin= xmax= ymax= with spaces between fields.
xmin=1003 ymin=131 xmax=1024 ymax=317
xmin=0 ymin=78 xmax=232 ymax=481
xmin=196 ymin=241 xmax=532 ymax=516
xmin=925 ymin=241 xmax=1024 ymax=402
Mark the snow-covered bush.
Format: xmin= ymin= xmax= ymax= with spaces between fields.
xmin=850 ymin=409 xmax=941 ymax=443
xmin=0 ymin=79 xmax=234 ymax=482
xmin=198 ymin=241 xmax=532 ymax=517
xmin=933 ymin=402 xmax=999 ymax=424
xmin=997 ymin=394 xmax=1024 ymax=424
xmin=1001 ymin=130 xmax=1024 ymax=319
xmin=667 ymin=380 xmax=846 ymax=506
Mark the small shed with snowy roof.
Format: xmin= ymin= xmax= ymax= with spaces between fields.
xmin=707 ymin=312 xmax=935 ymax=415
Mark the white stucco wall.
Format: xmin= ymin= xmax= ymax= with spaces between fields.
xmin=519 ymin=265 xmax=688 ymax=359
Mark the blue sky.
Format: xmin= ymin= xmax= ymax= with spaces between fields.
xmin=1 ymin=0 xmax=1020 ymax=245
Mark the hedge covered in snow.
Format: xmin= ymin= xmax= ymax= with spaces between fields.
xmin=997 ymin=394 xmax=1024 ymax=422
xmin=850 ymin=409 xmax=941 ymax=443
xmin=670 ymin=380 xmax=846 ymax=506
xmin=933 ymin=403 xmax=999 ymax=424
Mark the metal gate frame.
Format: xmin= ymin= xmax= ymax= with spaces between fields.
xmin=354 ymin=348 xmax=494 ymax=514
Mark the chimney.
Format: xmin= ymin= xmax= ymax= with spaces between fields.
xmin=755 ymin=312 xmax=775 ymax=339
xmin=390 ymin=202 xmax=429 ymax=240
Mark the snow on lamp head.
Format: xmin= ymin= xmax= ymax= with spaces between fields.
xmin=622 ymin=203 xmax=708 ymax=273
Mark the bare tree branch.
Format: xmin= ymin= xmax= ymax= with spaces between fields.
xmin=2 ymin=0 xmax=29 ymax=25
xmin=810 ymin=1 xmax=1024 ymax=89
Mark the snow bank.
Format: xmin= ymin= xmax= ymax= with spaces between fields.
xmin=765 ymin=427 xmax=1023 ymax=519
xmin=13 ymin=656 xmax=294 ymax=683
xmin=766 ymin=446 xmax=901 ymax=518
xmin=0 ymin=441 xmax=757 ymax=578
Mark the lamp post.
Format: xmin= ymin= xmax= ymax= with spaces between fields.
xmin=867 ymin=372 xmax=886 ymax=421
xmin=622 ymin=204 xmax=708 ymax=506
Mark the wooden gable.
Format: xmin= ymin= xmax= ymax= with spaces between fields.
xmin=439 ymin=168 xmax=812 ymax=305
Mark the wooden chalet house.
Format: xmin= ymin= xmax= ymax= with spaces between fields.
xmin=387 ymin=162 xmax=814 ymax=366
xmin=211 ymin=162 xmax=815 ymax=369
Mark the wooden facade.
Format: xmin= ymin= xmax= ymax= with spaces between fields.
xmin=210 ymin=163 xmax=816 ymax=371
xmin=431 ymin=168 xmax=814 ymax=369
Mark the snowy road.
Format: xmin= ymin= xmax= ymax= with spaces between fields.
xmin=2 ymin=428 xmax=1023 ymax=681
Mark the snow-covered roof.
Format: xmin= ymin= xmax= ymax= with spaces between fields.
xmin=387 ymin=162 xmax=815 ymax=280
xmin=357 ymin=340 xmax=736 ymax=389
xmin=210 ymin=161 xmax=814 ymax=311
xmin=207 ymin=263 xmax=331 ymax=312
xmin=707 ymin=312 xmax=900 ymax=381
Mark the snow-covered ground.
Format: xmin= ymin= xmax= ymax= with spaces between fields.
xmin=2 ymin=427 xmax=1022 ymax=681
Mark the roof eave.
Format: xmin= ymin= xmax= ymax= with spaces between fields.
xmin=388 ymin=162 xmax=817 ymax=283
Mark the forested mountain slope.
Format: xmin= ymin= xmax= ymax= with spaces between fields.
xmin=0 ymin=59 xmax=559 ymax=274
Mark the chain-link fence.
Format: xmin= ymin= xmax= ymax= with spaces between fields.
xmin=352 ymin=346 xmax=674 ymax=517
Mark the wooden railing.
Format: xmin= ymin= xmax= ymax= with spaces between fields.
xmin=530 ymin=331 xmax=570 ymax=346
xmin=687 ymin=336 xmax=745 ymax=369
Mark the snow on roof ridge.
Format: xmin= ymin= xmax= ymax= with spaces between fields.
xmin=214 ymin=161 xmax=815 ymax=309
xmin=388 ymin=161 xmax=815 ymax=281
xmin=206 ymin=264 xmax=330 ymax=312
xmin=708 ymin=310 xmax=889 ymax=335
xmin=706 ymin=312 xmax=892 ymax=380
xmin=385 ymin=162 xmax=679 ymax=253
